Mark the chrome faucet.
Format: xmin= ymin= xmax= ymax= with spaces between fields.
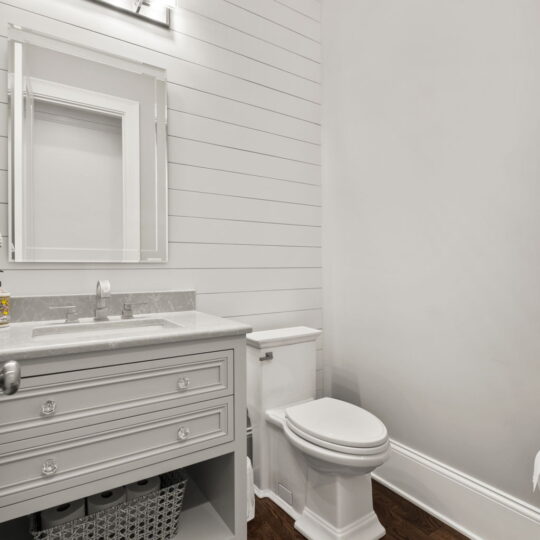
xmin=94 ymin=280 xmax=111 ymax=321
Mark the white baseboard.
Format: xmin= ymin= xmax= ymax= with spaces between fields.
xmin=373 ymin=439 xmax=540 ymax=540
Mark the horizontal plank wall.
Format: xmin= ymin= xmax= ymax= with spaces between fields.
xmin=0 ymin=0 xmax=323 ymax=391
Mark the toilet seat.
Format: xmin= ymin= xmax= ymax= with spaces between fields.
xmin=283 ymin=422 xmax=391 ymax=470
xmin=285 ymin=419 xmax=389 ymax=456
xmin=285 ymin=397 xmax=388 ymax=451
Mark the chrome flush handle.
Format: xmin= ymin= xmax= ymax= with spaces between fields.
xmin=0 ymin=360 xmax=21 ymax=395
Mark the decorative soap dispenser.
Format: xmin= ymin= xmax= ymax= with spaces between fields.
xmin=0 ymin=270 xmax=10 ymax=327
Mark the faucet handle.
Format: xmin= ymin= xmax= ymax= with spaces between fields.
xmin=49 ymin=306 xmax=79 ymax=324
xmin=122 ymin=302 xmax=148 ymax=319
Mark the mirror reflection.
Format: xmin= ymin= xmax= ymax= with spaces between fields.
xmin=8 ymin=26 xmax=168 ymax=263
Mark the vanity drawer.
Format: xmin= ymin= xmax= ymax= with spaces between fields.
xmin=0 ymin=397 xmax=232 ymax=502
xmin=0 ymin=350 xmax=233 ymax=444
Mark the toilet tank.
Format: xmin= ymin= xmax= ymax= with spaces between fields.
xmin=246 ymin=327 xmax=321 ymax=490
xmin=247 ymin=326 xmax=321 ymax=412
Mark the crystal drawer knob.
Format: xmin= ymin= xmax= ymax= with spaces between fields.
xmin=177 ymin=377 xmax=190 ymax=391
xmin=42 ymin=459 xmax=58 ymax=476
xmin=41 ymin=400 xmax=57 ymax=417
xmin=177 ymin=426 xmax=190 ymax=441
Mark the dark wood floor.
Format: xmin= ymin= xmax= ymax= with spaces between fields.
xmin=248 ymin=481 xmax=469 ymax=540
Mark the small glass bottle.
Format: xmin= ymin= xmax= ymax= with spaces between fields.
xmin=0 ymin=270 xmax=10 ymax=328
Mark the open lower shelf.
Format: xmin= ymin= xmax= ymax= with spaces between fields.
xmin=174 ymin=476 xmax=234 ymax=540
xmin=175 ymin=499 xmax=234 ymax=540
xmin=0 ymin=485 xmax=235 ymax=540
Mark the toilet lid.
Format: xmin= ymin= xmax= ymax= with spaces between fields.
xmin=285 ymin=398 xmax=388 ymax=448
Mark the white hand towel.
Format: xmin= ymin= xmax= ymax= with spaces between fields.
xmin=533 ymin=451 xmax=540 ymax=491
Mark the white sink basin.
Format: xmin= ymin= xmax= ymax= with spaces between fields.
xmin=32 ymin=318 xmax=181 ymax=339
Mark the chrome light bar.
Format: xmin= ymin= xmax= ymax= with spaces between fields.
xmin=87 ymin=0 xmax=173 ymax=28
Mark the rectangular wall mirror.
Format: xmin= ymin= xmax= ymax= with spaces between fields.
xmin=8 ymin=26 xmax=168 ymax=263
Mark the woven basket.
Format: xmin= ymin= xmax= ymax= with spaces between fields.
xmin=30 ymin=470 xmax=188 ymax=540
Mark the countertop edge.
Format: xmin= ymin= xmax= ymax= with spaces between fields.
xmin=0 ymin=311 xmax=252 ymax=361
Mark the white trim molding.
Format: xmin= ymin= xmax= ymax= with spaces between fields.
xmin=373 ymin=439 xmax=540 ymax=540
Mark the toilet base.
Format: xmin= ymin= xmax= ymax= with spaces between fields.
xmin=295 ymin=508 xmax=385 ymax=540
xmin=294 ymin=466 xmax=385 ymax=540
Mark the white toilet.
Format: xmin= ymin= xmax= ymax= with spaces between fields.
xmin=247 ymin=327 xmax=390 ymax=540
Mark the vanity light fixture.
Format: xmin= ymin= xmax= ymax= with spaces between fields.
xmin=88 ymin=0 xmax=175 ymax=28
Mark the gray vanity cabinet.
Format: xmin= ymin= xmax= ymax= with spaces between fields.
xmin=0 ymin=335 xmax=247 ymax=540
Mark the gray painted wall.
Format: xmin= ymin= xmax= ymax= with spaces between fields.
xmin=322 ymin=0 xmax=540 ymax=507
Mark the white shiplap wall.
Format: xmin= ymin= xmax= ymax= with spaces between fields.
xmin=0 ymin=0 xmax=323 ymax=391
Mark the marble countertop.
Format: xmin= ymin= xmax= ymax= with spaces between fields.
xmin=0 ymin=310 xmax=252 ymax=361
